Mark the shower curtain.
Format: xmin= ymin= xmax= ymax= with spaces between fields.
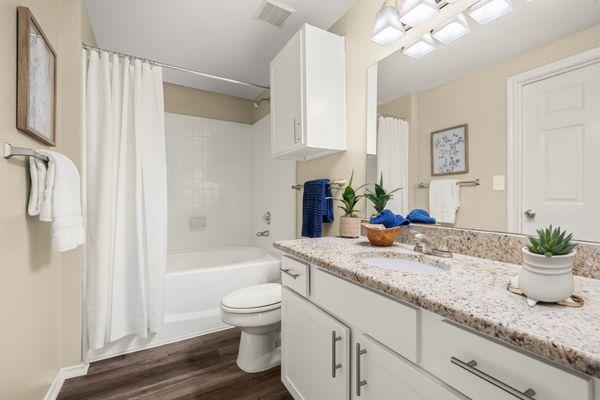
xmin=85 ymin=50 xmax=167 ymax=349
xmin=377 ymin=116 xmax=409 ymax=216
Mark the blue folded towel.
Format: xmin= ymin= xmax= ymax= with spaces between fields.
xmin=407 ymin=209 xmax=436 ymax=224
xmin=370 ymin=209 xmax=410 ymax=229
xmin=301 ymin=179 xmax=334 ymax=238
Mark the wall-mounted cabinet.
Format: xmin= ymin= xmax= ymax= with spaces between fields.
xmin=270 ymin=23 xmax=346 ymax=161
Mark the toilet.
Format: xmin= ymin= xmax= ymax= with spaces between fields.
xmin=220 ymin=282 xmax=282 ymax=373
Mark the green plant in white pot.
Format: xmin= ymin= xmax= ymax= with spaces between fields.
xmin=520 ymin=225 xmax=577 ymax=303
xmin=330 ymin=171 xmax=366 ymax=238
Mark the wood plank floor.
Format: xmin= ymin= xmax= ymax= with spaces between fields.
xmin=59 ymin=328 xmax=293 ymax=400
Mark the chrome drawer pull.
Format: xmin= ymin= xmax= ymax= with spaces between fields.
xmin=355 ymin=343 xmax=367 ymax=396
xmin=280 ymin=268 xmax=299 ymax=279
xmin=331 ymin=331 xmax=342 ymax=378
xmin=451 ymin=357 xmax=536 ymax=399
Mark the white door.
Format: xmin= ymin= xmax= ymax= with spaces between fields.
xmin=521 ymin=61 xmax=600 ymax=240
xmin=354 ymin=334 xmax=465 ymax=400
xmin=270 ymin=30 xmax=304 ymax=156
xmin=281 ymin=288 xmax=350 ymax=400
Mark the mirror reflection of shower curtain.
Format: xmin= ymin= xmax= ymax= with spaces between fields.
xmin=84 ymin=49 xmax=168 ymax=349
xmin=376 ymin=116 xmax=409 ymax=216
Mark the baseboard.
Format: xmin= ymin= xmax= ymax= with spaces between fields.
xmin=44 ymin=363 xmax=89 ymax=400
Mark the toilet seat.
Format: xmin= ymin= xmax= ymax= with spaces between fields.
xmin=220 ymin=283 xmax=281 ymax=314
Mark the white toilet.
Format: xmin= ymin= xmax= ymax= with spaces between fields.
xmin=220 ymin=282 xmax=282 ymax=373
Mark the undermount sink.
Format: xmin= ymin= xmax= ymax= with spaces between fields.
xmin=360 ymin=257 xmax=446 ymax=274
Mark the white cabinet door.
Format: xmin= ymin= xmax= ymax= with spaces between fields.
xmin=270 ymin=29 xmax=304 ymax=156
xmin=354 ymin=334 xmax=465 ymax=400
xmin=281 ymin=287 xmax=350 ymax=400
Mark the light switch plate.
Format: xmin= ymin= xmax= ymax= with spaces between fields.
xmin=492 ymin=175 xmax=505 ymax=191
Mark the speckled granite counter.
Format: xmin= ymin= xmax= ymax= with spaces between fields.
xmin=274 ymin=237 xmax=600 ymax=379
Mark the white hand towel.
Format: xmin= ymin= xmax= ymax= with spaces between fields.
xmin=429 ymin=179 xmax=460 ymax=224
xmin=38 ymin=150 xmax=86 ymax=252
xmin=28 ymin=157 xmax=47 ymax=216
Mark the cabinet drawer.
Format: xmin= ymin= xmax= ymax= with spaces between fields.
xmin=440 ymin=320 xmax=593 ymax=400
xmin=311 ymin=267 xmax=419 ymax=363
xmin=281 ymin=256 xmax=309 ymax=296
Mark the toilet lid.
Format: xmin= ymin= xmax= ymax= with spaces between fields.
xmin=221 ymin=283 xmax=281 ymax=310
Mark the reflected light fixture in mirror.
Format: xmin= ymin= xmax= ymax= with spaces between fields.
xmin=371 ymin=0 xmax=406 ymax=46
xmin=403 ymin=33 xmax=436 ymax=59
xmin=468 ymin=0 xmax=513 ymax=25
xmin=432 ymin=13 xmax=470 ymax=44
xmin=398 ymin=0 xmax=440 ymax=28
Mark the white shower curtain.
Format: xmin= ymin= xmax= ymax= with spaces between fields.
xmin=377 ymin=116 xmax=409 ymax=216
xmin=85 ymin=50 xmax=167 ymax=349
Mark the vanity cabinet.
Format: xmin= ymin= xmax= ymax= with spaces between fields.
xmin=270 ymin=23 xmax=346 ymax=161
xmin=281 ymin=288 xmax=350 ymax=400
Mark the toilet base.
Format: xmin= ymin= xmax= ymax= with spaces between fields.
xmin=236 ymin=323 xmax=281 ymax=373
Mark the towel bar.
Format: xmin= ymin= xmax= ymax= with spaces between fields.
xmin=292 ymin=180 xmax=345 ymax=191
xmin=3 ymin=142 xmax=49 ymax=162
xmin=418 ymin=179 xmax=479 ymax=189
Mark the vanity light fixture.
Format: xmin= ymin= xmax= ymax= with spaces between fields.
xmin=398 ymin=0 xmax=440 ymax=28
xmin=403 ymin=33 xmax=436 ymax=59
xmin=432 ymin=13 xmax=470 ymax=44
xmin=371 ymin=0 xmax=406 ymax=46
xmin=468 ymin=0 xmax=513 ymax=25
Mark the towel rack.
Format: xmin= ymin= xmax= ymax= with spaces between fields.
xmin=3 ymin=142 xmax=49 ymax=162
xmin=292 ymin=180 xmax=346 ymax=191
xmin=418 ymin=179 xmax=479 ymax=189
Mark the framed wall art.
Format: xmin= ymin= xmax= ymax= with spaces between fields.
xmin=17 ymin=6 xmax=57 ymax=146
xmin=431 ymin=124 xmax=468 ymax=176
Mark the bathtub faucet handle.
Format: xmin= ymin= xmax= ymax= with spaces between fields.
xmin=256 ymin=230 xmax=270 ymax=237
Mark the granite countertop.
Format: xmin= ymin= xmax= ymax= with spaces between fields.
xmin=273 ymin=237 xmax=600 ymax=379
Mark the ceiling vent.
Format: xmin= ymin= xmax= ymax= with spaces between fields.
xmin=255 ymin=0 xmax=295 ymax=28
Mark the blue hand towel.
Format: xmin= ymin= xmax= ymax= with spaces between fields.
xmin=301 ymin=179 xmax=334 ymax=238
xmin=407 ymin=209 xmax=436 ymax=224
xmin=370 ymin=209 xmax=410 ymax=229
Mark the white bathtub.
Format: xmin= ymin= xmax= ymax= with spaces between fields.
xmin=89 ymin=246 xmax=280 ymax=361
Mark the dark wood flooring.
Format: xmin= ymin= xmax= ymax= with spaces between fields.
xmin=58 ymin=328 xmax=293 ymax=400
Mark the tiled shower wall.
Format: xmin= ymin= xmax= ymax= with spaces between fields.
xmin=165 ymin=113 xmax=253 ymax=251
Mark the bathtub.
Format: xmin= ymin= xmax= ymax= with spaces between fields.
xmin=89 ymin=246 xmax=280 ymax=361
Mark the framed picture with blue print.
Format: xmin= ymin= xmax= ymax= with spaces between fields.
xmin=431 ymin=124 xmax=469 ymax=176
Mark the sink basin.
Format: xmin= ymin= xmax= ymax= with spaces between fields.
xmin=360 ymin=257 xmax=446 ymax=273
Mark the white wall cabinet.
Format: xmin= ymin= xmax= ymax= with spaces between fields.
xmin=281 ymin=288 xmax=351 ymax=400
xmin=270 ymin=24 xmax=346 ymax=161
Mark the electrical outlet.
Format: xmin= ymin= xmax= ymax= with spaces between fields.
xmin=189 ymin=216 xmax=207 ymax=230
xmin=492 ymin=175 xmax=505 ymax=191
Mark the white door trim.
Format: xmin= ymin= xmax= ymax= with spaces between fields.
xmin=507 ymin=46 xmax=600 ymax=233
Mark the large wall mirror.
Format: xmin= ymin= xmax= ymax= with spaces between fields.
xmin=366 ymin=0 xmax=600 ymax=242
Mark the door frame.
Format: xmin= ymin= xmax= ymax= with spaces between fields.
xmin=507 ymin=46 xmax=600 ymax=233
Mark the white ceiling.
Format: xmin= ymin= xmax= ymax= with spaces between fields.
xmin=378 ymin=0 xmax=600 ymax=104
xmin=85 ymin=0 xmax=357 ymax=99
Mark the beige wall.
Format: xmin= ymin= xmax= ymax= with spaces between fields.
xmin=381 ymin=24 xmax=600 ymax=231
xmin=0 ymin=1 xmax=86 ymax=398
xmin=164 ymin=83 xmax=257 ymax=125
xmin=294 ymin=0 xmax=479 ymax=237
xmin=81 ymin=1 xmax=96 ymax=46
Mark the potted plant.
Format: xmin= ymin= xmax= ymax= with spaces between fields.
xmin=520 ymin=225 xmax=577 ymax=303
xmin=330 ymin=171 xmax=366 ymax=238
xmin=366 ymin=173 xmax=401 ymax=216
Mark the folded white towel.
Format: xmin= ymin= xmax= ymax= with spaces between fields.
xmin=429 ymin=179 xmax=460 ymax=224
xmin=28 ymin=157 xmax=47 ymax=216
xmin=38 ymin=150 xmax=86 ymax=252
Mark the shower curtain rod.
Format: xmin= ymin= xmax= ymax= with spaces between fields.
xmin=82 ymin=43 xmax=270 ymax=91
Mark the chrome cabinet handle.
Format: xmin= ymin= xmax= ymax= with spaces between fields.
xmin=280 ymin=268 xmax=299 ymax=279
xmin=451 ymin=357 xmax=536 ymax=399
xmin=293 ymin=117 xmax=301 ymax=143
xmin=331 ymin=331 xmax=342 ymax=378
xmin=355 ymin=343 xmax=367 ymax=396
xmin=524 ymin=209 xmax=536 ymax=219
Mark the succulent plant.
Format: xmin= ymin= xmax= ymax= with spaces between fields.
xmin=527 ymin=225 xmax=576 ymax=257
xmin=329 ymin=170 xmax=366 ymax=217
xmin=366 ymin=173 xmax=401 ymax=214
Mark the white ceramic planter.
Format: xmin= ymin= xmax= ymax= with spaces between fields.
xmin=339 ymin=216 xmax=361 ymax=238
xmin=519 ymin=247 xmax=576 ymax=302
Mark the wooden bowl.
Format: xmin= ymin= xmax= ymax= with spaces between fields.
xmin=361 ymin=223 xmax=404 ymax=247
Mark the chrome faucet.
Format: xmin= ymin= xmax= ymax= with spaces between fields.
xmin=413 ymin=233 xmax=453 ymax=258
xmin=256 ymin=230 xmax=270 ymax=237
